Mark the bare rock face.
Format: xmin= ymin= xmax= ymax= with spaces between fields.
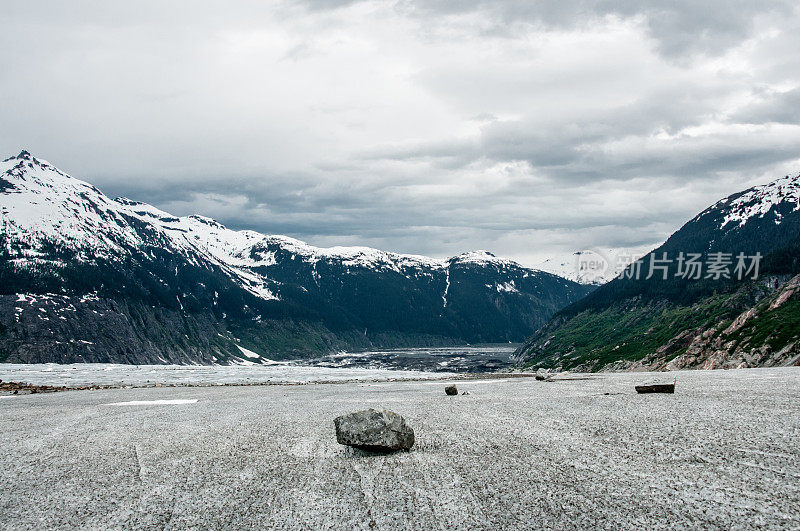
xmin=445 ymin=384 xmax=458 ymax=395
xmin=334 ymin=409 xmax=415 ymax=452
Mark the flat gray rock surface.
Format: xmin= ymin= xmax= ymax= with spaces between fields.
xmin=1 ymin=368 xmax=799 ymax=529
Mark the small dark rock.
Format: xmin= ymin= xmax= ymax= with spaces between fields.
xmin=445 ymin=384 xmax=458 ymax=395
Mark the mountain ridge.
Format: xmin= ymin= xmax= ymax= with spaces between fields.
xmin=1 ymin=150 xmax=541 ymax=282
xmin=1 ymin=150 xmax=593 ymax=364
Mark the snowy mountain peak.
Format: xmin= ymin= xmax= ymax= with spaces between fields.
xmin=3 ymin=150 xmax=59 ymax=172
xmin=533 ymin=246 xmax=655 ymax=285
xmin=451 ymin=250 xmax=514 ymax=266
xmin=4 ymin=149 xmax=34 ymax=162
xmin=6 ymin=149 xmax=29 ymax=161
xmin=708 ymin=173 xmax=800 ymax=229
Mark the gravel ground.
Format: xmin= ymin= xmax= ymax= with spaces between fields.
xmin=1 ymin=368 xmax=799 ymax=529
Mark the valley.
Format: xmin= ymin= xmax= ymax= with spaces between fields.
xmin=0 ymin=151 xmax=590 ymax=365
xmin=3 ymin=150 xmax=800 ymax=374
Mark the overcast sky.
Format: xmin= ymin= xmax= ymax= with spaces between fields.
xmin=2 ymin=0 xmax=800 ymax=266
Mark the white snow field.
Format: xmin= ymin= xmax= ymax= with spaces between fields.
xmin=1 ymin=368 xmax=798 ymax=529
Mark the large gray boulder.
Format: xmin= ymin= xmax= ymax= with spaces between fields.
xmin=334 ymin=408 xmax=415 ymax=452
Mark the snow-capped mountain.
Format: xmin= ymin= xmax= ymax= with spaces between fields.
xmin=716 ymin=174 xmax=800 ymax=229
xmin=649 ymin=172 xmax=800 ymax=261
xmin=1 ymin=151 xmax=592 ymax=364
xmin=515 ymin=172 xmax=800 ymax=372
xmin=534 ymin=246 xmax=655 ymax=285
xmin=530 ymin=175 xmax=800 ymax=285
xmin=0 ymin=150 xmax=441 ymax=302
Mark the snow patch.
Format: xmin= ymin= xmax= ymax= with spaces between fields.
xmin=496 ymin=281 xmax=519 ymax=293
xmin=236 ymin=344 xmax=261 ymax=359
xmin=442 ymin=266 xmax=450 ymax=308
xmin=106 ymin=399 xmax=198 ymax=406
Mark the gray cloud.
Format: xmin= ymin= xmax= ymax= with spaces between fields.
xmin=1 ymin=0 xmax=800 ymax=266
xmin=365 ymin=87 xmax=800 ymax=183
xmin=733 ymin=88 xmax=800 ymax=124
xmin=326 ymin=0 xmax=797 ymax=57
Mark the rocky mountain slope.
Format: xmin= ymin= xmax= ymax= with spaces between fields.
xmin=514 ymin=172 xmax=800 ymax=371
xmin=0 ymin=151 xmax=592 ymax=364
